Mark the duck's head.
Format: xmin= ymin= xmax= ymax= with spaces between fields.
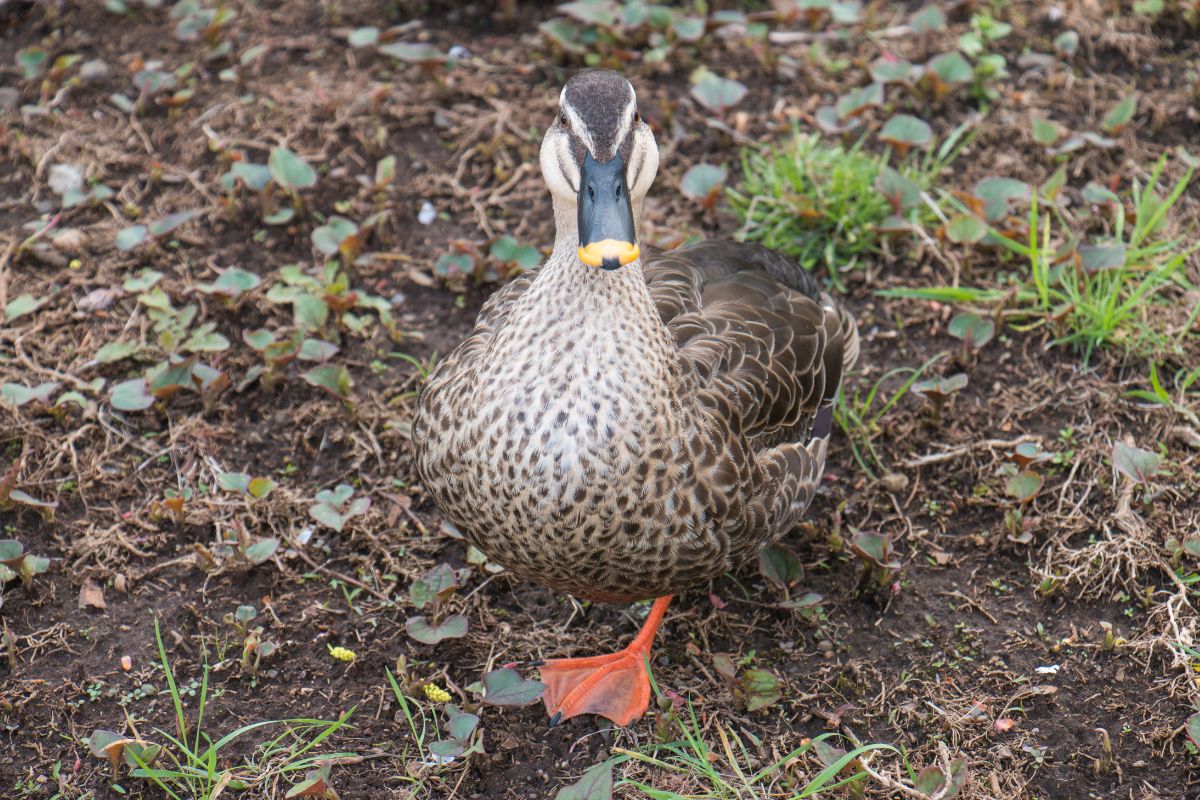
xmin=540 ymin=70 xmax=659 ymax=270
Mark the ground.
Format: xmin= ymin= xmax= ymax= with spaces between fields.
xmin=1 ymin=1 xmax=1199 ymax=799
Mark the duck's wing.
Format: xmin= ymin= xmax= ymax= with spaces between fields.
xmin=644 ymin=241 xmax=857 ymax=442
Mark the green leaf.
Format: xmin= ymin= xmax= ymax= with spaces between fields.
xmin=489 ymin=236 xmax=541 ymax=270
xmin=17 ymin=47 xmax=48 ymax=79
xmin=244 ymin=538 xmax=278 ymax=565
xmin=876 ymin=167 xmax=920 ymax=213
xmin=947 ymin=312 xmax=994 ymax=347
xmin=1187 ymin=713 xmax=1200 ymax=749
xmin=377 ymin=42 xmax=446 ymax=64
xmin=182 ymin=324 xmax=231 ymax=353
xmin=217 ymin=471 xmax=252 ymax=493
xmin=539 ymin=19 xmax=585 ymax=53
xmin=671 ymin=16 xmax=705 ymax=41
xmin=946 ymin=214 xmax=988 ymax=244
xmin=973 ymin=177 xmax=1030 ymax=222
xmin=316 ymin=484 xmax=354 ymax=507
xmin=198 ymin=267 xmax=260 ymax=298
xmin=268 ymin=147 xmax=317 ymax=190
xmin=109 ymin=378 xmax=154 ymax=411
xmin=482 ymin=667 xmax=547 ymax=706
xmin=1078 ymin=242 xmax=1126 ymax=273
xmin=849 ymin=531 xmax=900 ymax=569
xmin=741 ymin=668 xmax=782 ymax=711
xmin=757 ymin=544 xmax=803 ymax=589
xmin=870 ymin=57 xmax=917 ymax=85
xmin=348 ymin=26 xmax=379 ymax=47
xmin=879 ymin=114 xmax=932 ymax=150
xmin=8 ymin=491 xmax=56 ymax=511
xmin=1101 ymin=94 xmax=1137 ymax=134
xmin=235 ymin=605 xmax=258 ymax=623
xmin=94 ymin=341 xmax=144 ymax=365
xmin=690 ymin=68 xmax=747 ymax=114
xmin=909 ymin=5 xmax=946 ymax=33
xmin=293 ymin=294 xmax=329 ymax=331
xmin=5 ymin=293 xmax=44 ymax=324
xmin=298 ymin=338 xmax=339 ymax=362
xmin=1005 ymin=471 xmax=1043 ymax=504
xmin=560 ymin=0 xmax=617 ymax=26
xmin=679 ymin=163 xmax=728 ymax=203
xmin=927 ymin=51 xmax=972 ymax=84
xmin=263 ymin=208 xmax=295 ymax=225
xmin=115 ymin=225 xmax=149 ymax=251
xmin=248 ymin=477 xmax=276 ymax=498
xmin=123 ymin=269 xmax=163 ymax=292
xmin=406 ymin=614 xmax=468 ymax=645
xmin=555 ymin=761 xmax=613 ymax=800
xmin=1 ymin=381 xmax=59 ymax=407
xmin=1054 ymin=30 xmax=1079 ymax=58
xmin=428 ymin=738 xmax=465 ymax=758
xmin=434 ymin=252 xmax=473 ymax=279
xmin=447 ymin=710 xmax=480 ymax=741
xmin=1112 ymin=442 xmax=1159 ymax=484
xmin=913 ymin=373 xmax=968 ymax=398
xmin=835 ymin=82 xmax=884 ymax=119
xmin=1030 ymin=115 xmax=1062 ymax=146
xmin=148 ymin=210 xmax=200 ymax=238
xmin=312 ymin=216 xmax=359 ymax=256
xmin=302 ymin=364 xmax=352 ymax=399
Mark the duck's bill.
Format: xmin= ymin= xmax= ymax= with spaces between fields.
xmin=577 ymin=151 xmax=638 ymax=270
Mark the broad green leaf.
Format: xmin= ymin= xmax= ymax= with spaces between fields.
xmin=5 ymin=294 xmax=45 ymax=323
xmin=302 ymin=364 xmax=352 ymax=399
xmin=973 ymin=177 xmax=1030 ymax=222
xmin=1005 ymin=471 xmax=1043 ymax=504
xmin=1054 ymin=30 xmax=1079 ymax=58
xmin=377 ymin=42 xmax=446 ymax=64
xmin=406 ymin=614 xmax=468 ymax=645
xmin=927 ymin=51 xmax=972 ymax=84
xmin=672 ymin=16 xmax=705 ymax=41
xmin=870 ymin=57 xmax=917 ymax=85
xmin=741 ymin=668 xmax=781 ymax=711
xmin=348 ymin=26 xmax=379 ymax=47
xmin=1101 ymin=94 xmax=1137 ymax=134
xmin=909 ymin=5 xmax=946 ymax=33
xmin=482 ymin=667 xmax=547 ymax=706
xmin=560 ymin=0 xmax=617 ymax=26
xmin=876 ymin=167 xmax=920 ymax=213
xmin=1078 ymin=242 xmax=1126 ymax=273
xmin=835 ymin=82 xmax=884 ymax=119
xmin=243 ymin=329 xmax=275 ymax=351
xmin=1 ymin=381 xmax=59 ymax=407
xmin=447 ymin=711 xmax=480 ymax=741
xmin=312 ymin=216 xmax=359 ymax=256
xmin=434 ymin=252 xmax=472 ymax=278
xmin=489 ymin=236 xmax=541 ymax=270
xmin=115 ymin=225 xmax=149 ymax=251
xmin=946 ymin=214 xmax=988 ymax=244
xmin=947 ymin=311 xmax=994 ymax=347
xmin=218 ymin=471 xmax=252 ymax=493
xmin=244 ymin=538 xmax=278 ymax=564
xmin=298 ymin=338 xmax=339 ymax=362
xmin=555 ymin=761 xmax=613 ymax=800
xmin=757 ymin=544 xmax=802 ymax=589
xmin=913 ymin=373 xmax=968 ymax=398
xmin=263 ymin=208 xmax=295 ymax=225
xmin=109 ymin=378 xmax=154 ymax=411
xmin=198 ymin=267 xmax=260 ymax=298
xmin=268 ymin=147 xmax=317 ymax=190
xmin=148 ymin=210 xmax=199 ymax=238
xmin=1030 ymin=115 xmax=1062 ymax=146
xmin=293 ymin=294 xmax=329 ymax=331
xmin=679 ymin=163 xmax=728 ymax=203
xmin=1112 ymin=442 xmax=1159 ymax=483
xmin=17 ymin=47 xmax=48 ymax=79
xmin=94 ymin=341 xmax=144 ymax=364
xmin=690 ymin=68 xmax=747 ymax=114
xmin=248 ymin=477 xmax=276 ymax=498
xmin=123 ymin=268 xmax=162 ymax=292
xmin=539 ymin=19 xmax=585 ymax=53
xmin=879 ymin=114 xmax=932 ymax=150
xmin=1187 ymin=713 xmax=1200 ymax=749
xmin=849 ymin=531 xmax=899 ymax=569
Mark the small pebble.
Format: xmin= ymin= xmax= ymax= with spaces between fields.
xmin=80 ymin=59 xmax=110 ymax=82
xmin=418 ymin=200 xmax=436 ymax=225
xmin=448 ymin=44 xmax=471 ymax=60
xmin=48 ymin=163 xmax=84 ymax=197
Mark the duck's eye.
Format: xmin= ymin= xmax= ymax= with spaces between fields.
xmin=560 ymin=112 xmax=569 ymax=127
xmin=633 ymin=111 xmax=640 ymax=124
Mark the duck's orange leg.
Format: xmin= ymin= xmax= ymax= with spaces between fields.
xmin=539 ymin=596 xmax=672 ymax=727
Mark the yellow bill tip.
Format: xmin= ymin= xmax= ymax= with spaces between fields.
xmin=577 ymin=239 xmax=640 ymax=268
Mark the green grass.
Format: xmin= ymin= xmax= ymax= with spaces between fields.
xmin=884 ymin=153 xmax=1198 ymax=363
xmin=112 ymin=620 xmax=357 ymax=799
xmin=727 ymin=126 xmax=968 ymax=288
xmin=835 ymin=353 xmax=948 ymax=478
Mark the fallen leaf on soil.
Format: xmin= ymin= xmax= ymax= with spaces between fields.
xmin=79 ymin=579 xmax=106 ymax=609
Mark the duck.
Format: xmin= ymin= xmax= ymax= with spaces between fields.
xmin=412 ymin=70 xmax=858 ymax=728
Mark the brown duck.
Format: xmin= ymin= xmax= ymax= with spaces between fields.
xmin=413 ymin=70 xmax=858 ymax=727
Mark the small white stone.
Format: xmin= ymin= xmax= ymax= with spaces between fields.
xmin=418 ymin=200 xmax=436 ymax=225
xmin=48 ymin=163 xmax=84 ymax=197
xmin=80 ymin=59 xmax=110 ymax=82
